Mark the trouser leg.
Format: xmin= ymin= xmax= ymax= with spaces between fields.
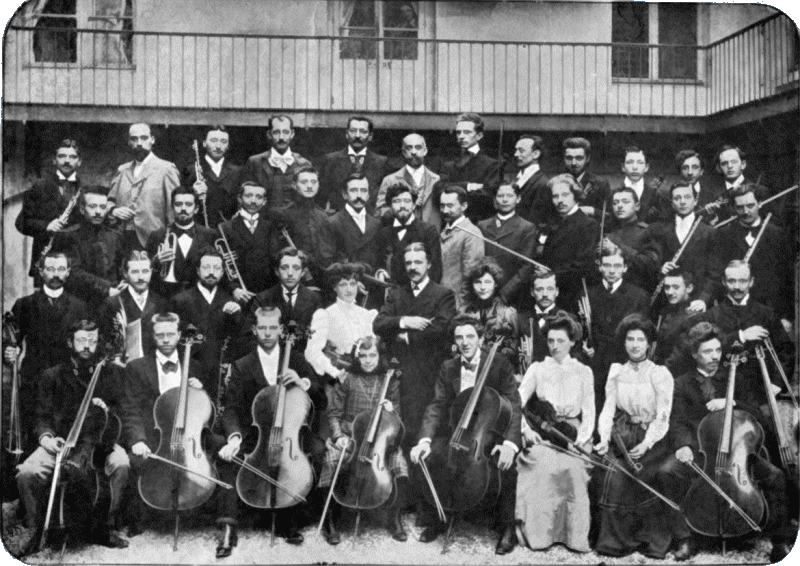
xmin=215 ymin=459 xmax=239 ymax=526
xmin=15 ymin=446 xmax=56 ymax=529
xmin=104 ymin=444 xmax=130 ymax=529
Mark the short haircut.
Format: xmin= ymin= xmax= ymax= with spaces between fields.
xmin=196 ymin=247 xmax=223 ymax=267
xmin=254 ymin=306 xmax=282 ymax=321
xmin=548 ymin=173 xmax=582 ymax=199
xmin=55 ymin=138 xmax=80 ymax=157
xmin=663 ymin=267 xmax=695 ymax=288
xmin=717 ymin=144 xmax=746 ymax=163
xmin=466 ymin=256 xmax=506 ymax=289
xmin=724 ymin=259 xmax=752 ymax=278
xmin=669 ymin=181 xmax=697 ymax=198
xmin=542 ymin=311 xmax=583 ymax=343
xmin=623 ymin=145 xmax=647 ymax=163
xmin=171 ymin=185 xmax=197 ymax=205
xmin=616 ymin=313 xmax=656 ymax=347
xmin=69 ymin=318 xmax=99 ymax=336
xmin=205 ymin=125 xmax=228 ymax=136
xmin=238 ymin=180 xmax=267 ymax=197
xmin=675 ymin=149 xmax=704 ymax=171
xmin=531 ymin=269 xmax=557 ymax=288
xmin=325 ymin=262 xmax=366 ymax=288
xmin=152 ymin=312 xmax=180 ymax=326
xmin=344 ymin=172 xmax=368 ymax=193
xmin=611 ymin=185 xmax=639 ymax=203
xmin=268 ymin=115 xmax=294 ymax=130
xmin=122 ymin=250 xmax=150 ymax=272
xmin=439 ymin=184 xmax=468 ymax=205
xmin=600 ymin=246 xmax=627 ymax=264
xmin=385 ymin=180 xmax=417 ymax=203
xmin=403 ymin=241 xmax=429 ymax=261
xmin=293 ymin=165 xmax=319 ymax=183
xmin=451 ymin=314 xmax=484 ymax=338
xmin=563 ymin=137 xmax=591 ymax=156
xmin=730 ymin=182 xmax=760 ymax=204
xmin=455 ymin=112 xmax=485 ymax=134
xmin=493 ymin=183 xmax=521 ymax=197
xmin=347 ymin=116 xmax=374 ymax=133
xmin=686 ymin=321 xmax=721 ymax=355
xmin=518 ymin=134 xmax=543 ymax=153
xmin=80 ymin=184 xmax=110 ymax=202
xmin=274 ymin=246 xmax=308 ymax=270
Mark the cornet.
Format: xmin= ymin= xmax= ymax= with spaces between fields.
xmin=159 ymin=228 xmax=178 ymax=283
xmin=215 ymin=222 xmax=248 ymax=292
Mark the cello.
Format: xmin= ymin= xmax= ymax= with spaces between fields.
xmin=683 ymin=345 xmax=767 ymax=538
xmin=233 ymin=322 xmax=315 ymax=544
xmin=332 ymin=360 xmax=404 ymax=535
xmin=138 ymin=325 xmax=232 ymax=550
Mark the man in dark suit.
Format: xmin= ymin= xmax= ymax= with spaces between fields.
xmin=319 ymin=172 xmax=380 ymax=271
xmin=538 ymin=174 xmax=600 ymax=312
xmin=239 ymin=115 xmax=313 ymax=212
xmin=98 ymin=250 xmax=169 ymax=363
xmin=183 ymin=125 xmax=240 ymax=226
xmin=3 ymin=252 xmax=88 ymax=443
xmin=218 ymin=181 xmax=281 ymax=302
xmin=478 ymin=182 xmax=538 ymax=305
xmin=674 ymin=149 xmax=725 ymax=224
xmin=170 ymin=248 xmax=243 ymax=399
xmin=146 ymin=186 xmax=218 ymax=299
xmin=52 ymin=185 xmax=128 ymax=309
xmin=612 ymin=146 xmax=667 ymax=224
xmin=563 ymin=137 xmax=611 ymax=224
xmin=603 ymin=186 xmax=652 ymax=292
xmin=715 ymin=144 xmax=778 ymax=224
xmin=118 ymin=312 xmax=207 ymax=533
xmin=320 ymin=116 xmax=388 ymax=211
xmin=439 ymin=113 xmax=497 ymax=223
xmin=215 ymin=306 xmax=327 ymax=554
xmin=651 ymin=269 xmax=701 ymax=368
xmin=373 ymin=242 xmax=456 ymax=448
xmin=409 ymin=315 xmax=521 ymax=554
xmin=512 ymin=134 xmax=550 ymax=226
xmin=374 ymin=181 xmax=442 ymax=287
xmin=15 ymin=139 xmax=84 ymax=285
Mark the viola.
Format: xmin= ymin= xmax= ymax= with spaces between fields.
xmin=2 ymin=312 xmax=23 ymax=462
xmin=683 ymin=346 xmax=767 ymax=537
xmin=333 ymin=361 xmax=404 ymax=514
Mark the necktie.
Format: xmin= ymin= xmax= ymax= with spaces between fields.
xmin=350 ymin=154 xmax=365 ymax=172
xmin=284 ymin=290 xmax=296 ymax=307
xmin=161 ymin=360 xmax=178 ymax=373
xmin=412 ymin=284 xmax=420 ymax=294
xmin=456 ymin=150 xmax=471 ymax=169
xmin=60 ymin=180 xmax=75 ymax=200
xmin=461 ymin=360 xmax=477 ymax=371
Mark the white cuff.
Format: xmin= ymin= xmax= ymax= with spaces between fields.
xmin=300 ymin=377 xmax=311 ymax=391
xmin=502 ymin=440 xmax=519 ymax=453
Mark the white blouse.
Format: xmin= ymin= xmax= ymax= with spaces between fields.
xmin=518 ymin=356 xmax=596 ymax=445
xmin=304 ymin=299 xmax=377 ymax=379
xmin=596 ymin=360 xmax=674 ymax=449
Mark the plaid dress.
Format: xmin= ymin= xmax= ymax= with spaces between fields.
xmin=319 ymin=370 xmax=409 ymax=487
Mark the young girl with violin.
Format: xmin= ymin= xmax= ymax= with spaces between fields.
xmin=593 ymin=314 xmax=677 ymax=559
xmin=318 ymin=335 xmax=409 ymax=545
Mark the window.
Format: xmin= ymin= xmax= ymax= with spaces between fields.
xmin=33 ymin=0 xmax=77 ymax=63
xmin=88 ymin=0 xmax=134 ymax=66
xmin=612 ymin=3 xmax=698 ymax=81
xmin=340 ymin=0 xmax=418 ymax=61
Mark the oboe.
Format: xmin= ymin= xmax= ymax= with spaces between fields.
xmin=39 ymin=188 xmax=82 ymax=262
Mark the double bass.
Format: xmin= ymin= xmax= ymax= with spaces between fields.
xmin=233 ymin=322 xmax=314 ymax=544
xmin=683 ymin=345 xmax=766 ymax=538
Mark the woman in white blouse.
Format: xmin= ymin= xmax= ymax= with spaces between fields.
xmin=592 ymin=314 xmax=676 ymax=560
xmin=305 ymin=262 xmax=378 ymax=383
xmin=516 ymin=312 xmax=595 ymax=553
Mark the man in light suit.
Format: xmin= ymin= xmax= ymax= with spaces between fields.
xmin=239 ymin=115 xmax=313 ymax=211
xmin=109 ymin=123 xmax=181 ymax=249
xmin=439 ymin=185 xmax=484 ymax=309
xmin=320 ymin=116 xmax=389 ymax=212
xmin=375 ymin=133 xmax=442 ymax=231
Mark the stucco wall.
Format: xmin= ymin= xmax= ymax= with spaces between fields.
xmin=708 ymin=4 xmax=779 ymax=43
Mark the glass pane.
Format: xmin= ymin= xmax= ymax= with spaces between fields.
xmin=33 ymin=0 xmax=77 ymax=63
xmin=658 ymin=3 xmax=697 ymax=79
xmin=612 ymin=3 xmax=649 ymax=78
xmin=341 ymin=0 xmax=377 ymax=59
xmin=384 ymin=1 xmax=418 ymax=60
xmin=91 ymin=0 xmax=134 ymax=65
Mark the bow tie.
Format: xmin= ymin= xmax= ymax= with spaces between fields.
xmin=461 ymin=360 xmax=477 ymax=371
xmin=393 ymin=223 xmax=411 ymax=234
xmin=161 ymin=360 xmax=178 ymax=373
xmin=173 ymin=226 xmax=193 ymax=238
xmin=350 ymin=154 xmax=365 ymax=170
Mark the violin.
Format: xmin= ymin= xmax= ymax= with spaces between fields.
xmin=333 ymin=361 xmax=404 ymax=520
xmin=524 ymin=396 xmax=577 ymax=450
xmin=683 ymin=346 xmax=767 ymax=537
xmin=233 ymin=322 xmax=314 ymax=543
xmin=138 ymin=325 xmax=230 ymax=549
xmin=2 ymin=312 xmax=23 ymax=462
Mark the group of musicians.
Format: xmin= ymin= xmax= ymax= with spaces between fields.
xmin=3 ymin=113 xmax=798 ymax=562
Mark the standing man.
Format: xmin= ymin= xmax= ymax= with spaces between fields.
xmin=183 ymin=125 xmax=240 ymax=226
xmin=373 ymin=242 xmax=456 ymax=449
xmin=439 ymin=185 xmax=485 ymax=308
xmin=239 ymin=115 xmax=313 ymax=211
xmin=109 ymin=123 xmax=181 ymax=249
xmin=440 ymin=112 xmax=498 ymax=222
xmin=512 ymin=134 xmax=550 ymax=225
xmin=16 ymin=139 xmax=84 ymax=286
xmin=320 ymin=116 xmax=388 ymax=211
xmin=146 ymin=186 xmax=218 ymax=299
xmin=563 ymin=137 xmax=611 ymax=223
xmin=375 ymin=133 xmax=442 ymax=230
xmin=674 ymin=149 xmax=724 ymax=223
xmin=715 ymin=145 xmax=777 ymax=224
xmin=602 ymin=186 xmax=652 ymax=291
xmin=614 ymin=146 xmax=665 ymax=224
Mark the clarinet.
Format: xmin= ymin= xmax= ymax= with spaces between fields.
xmin=193 ymin=140 xmax=210 ymax=227
xmin=39 ymin=188 xmax=82 ymax=262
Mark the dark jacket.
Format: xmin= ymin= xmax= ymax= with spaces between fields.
xmin=98 ymin=290 xmax=169 ymax=360
xmin=145 ymin=223 xmax=219 ymax=298
xmin=440 ymin=151 xmax=498 ymax=222
xmin=606 ymin=219 xmax=652 ymax=292
xmin=320 ymin=148 xmax=388 ymax=211
xmin=182 ymin=158 xmax=241 ymax=225
xmin=218 ymin=213 xmax=281 ymax=294
xmin=239 ymin=150 xmax=312 ymax=211
xmin=324 ymin=207 xmax=382 ymax=271
xmin=374 ymin=218 xmax=443 ymax=286
xmin=515 ymin=169 xmax=551 ymax=226
xmin=478 ymin=213 xmax=538 ymax=302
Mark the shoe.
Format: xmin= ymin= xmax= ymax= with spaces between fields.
xmin=419 ymin=523 xmax=446 ymax=543
xmin=284 ymin=529 xmax=304 ymax=545
xmin=97 ymin=530 xmax=130 ymax=549
xmin=673 ymin=538 xmax=696 ymax=562
xmin=216 ymin=524 xmax=237 ymax=559
xmin=770 ymin=541 xmax=792 ymax=563
xmin=495 ymin=525 xmax=517 ymax=555
xmin=387 ymin=508 xmax=407 ymax=542
xmin=6 ymin=524 xmax=37 ymax=558
xmin=322 ymin=513 xmax=340 ymax=546
xmin=126 ymin=521 xmax=143 ymax=538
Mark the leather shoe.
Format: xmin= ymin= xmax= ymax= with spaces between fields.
xmin=387 ymin=513 xmax=407 ymax=542
xmin=419 ymin=523 xmax=446 ymax=543
xmin=495 ymin=525 xmax=517 ymax=555
xmin=216 ymin=524 xmax=237 ymax=559
xmin=97 ymin=530 xmax=130 ymax=549
xmin=284 ymin=530 xmax=304 ymax=545
xmin=673 ymin=538 xmax=696 ymax=562
xmin=322 ymin=514 xmax=340 ymax=545
xmin=770 ymin=541 xmax=792 ymax=563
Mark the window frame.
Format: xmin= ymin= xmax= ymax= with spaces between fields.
xmin=339 ymin=0 xmax=419 ymax=62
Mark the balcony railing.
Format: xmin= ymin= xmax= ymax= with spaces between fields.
xmin=4 ymin=14 xmax=797 ymax=118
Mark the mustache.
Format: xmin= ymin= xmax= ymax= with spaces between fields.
xmin=351 ymin=198 xmax=366 ymax=205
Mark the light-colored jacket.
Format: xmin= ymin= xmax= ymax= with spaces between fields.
xmin=375 ymin=166 xmax=442 ymax=231
xmin=440 ymin=216 xmax=484 ymax=309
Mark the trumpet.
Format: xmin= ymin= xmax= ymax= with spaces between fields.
xmin=159 ymin=228 xmax=178 ymax=283
xmin=215 ymin=222 xmax=248 ymax=292
xmin=193 ymin=140 xmax=210 ymax=227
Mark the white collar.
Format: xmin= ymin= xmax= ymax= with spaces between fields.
xmin=56 ymin=171 xmax=78 ymax=182
xmin=461 ymin=350 xmax=481 ymax=370
xmin=675 ymin=212 xmax=696 ymax=225
xmin=205 ymin=155 xmax=224 ymax=169
xmin=535 ymin=304 xmax=555 ymax=315
xmin=335 ymin=297 xmax=358 ymax=309
xmin=282 ymin=284 xmax=299 ymax=297
xmin=575 ymin=171 xmax=587 ymax=183
xmin=604 ymin=279 xmax=623 ymax=294
xmin=346 ymin=204 xmax=366 ymax=218
xmin=270 ymin=147 xmax=294 ymax=160
xmin=515 ymin=162 xmax=540 ymax=186
xmin=348 ymin=146 xmax=367 ymax=157
xmin=696 ymin=367 xmax=715 ymax=378
xmin=175 ymin=221 xmax=195 ymax=231
xmin=134 ymin=151 xmax=154 ymax=168
xmin=497 ymin=211 xmax=515 ymax=221
xmin=393 ymin=215 xmax=415 ymax=228
xmin=197 ymin=282 xmax=217 ymax=303
xmin=728 ymin=294 xmax=750 ymax=306
xmin=624 ymin=177 xmax=645 ymax=196
xmin=405 ymin=164 xmax=425 ymax=178
xmin=239 ymin=209 xmax=260 ymax=222
xmin=412 ymin=276 xmax=430 ymax=293
xmin=726 ymin=175 xmax=745 ymax=189
xmin=156 ymin=350 xmax=180 ymax=365
xmin=445 ymin=215 xmax=466 ymax=230
xmin=257 ymin=345 xmax=280 ymax=382
xmin=564 ymin=204 xmax=579 ymax=217
xmin=466 ymin=144 xmax=480 ymax=155
xmin=128 ymin=286 xmax=148 ymax=304
xmin=43 ymin=286 xmax=64 ymax=299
